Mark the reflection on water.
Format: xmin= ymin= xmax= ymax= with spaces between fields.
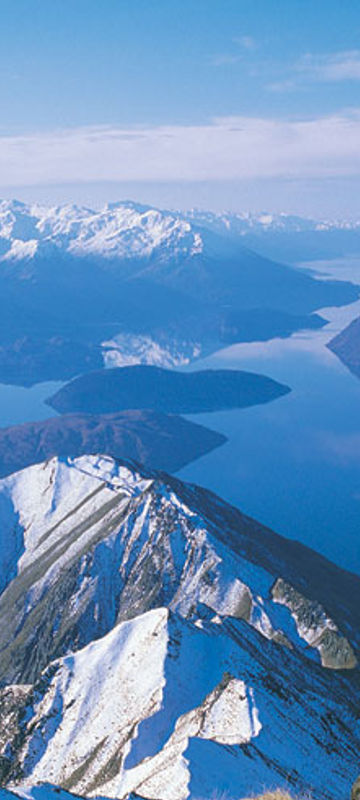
xmin=179 ymin=261 xmax=360 ymax=575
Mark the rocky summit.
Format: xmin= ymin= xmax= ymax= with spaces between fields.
xmin=0 ymin=454 xmax=358 ymax=800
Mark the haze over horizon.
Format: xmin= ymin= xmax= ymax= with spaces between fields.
xmin=1 ymin=0 xmax=360 ymax=219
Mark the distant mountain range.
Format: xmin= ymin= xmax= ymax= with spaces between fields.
xmin=184 ymin=207 xmax=360 ymax=263
xmin=1 ymin=199 xmax=359 ymax=264
xmin=0 ymin=455 xmax=358 ymax=800
xmin=0 ymin=200 xmax=357 ymax=385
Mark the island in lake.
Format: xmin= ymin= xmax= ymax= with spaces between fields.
xmin=47 ymin=364 xmax=291 ymax=415
xmin=0 ymin=409 xmax=226 ymax=478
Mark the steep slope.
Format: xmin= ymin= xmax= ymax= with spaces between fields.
xmin=0 ymin=410 xmax=226 ymax=478
xmin=0 ymin=455 xmax=358 ymax=800
xmin=327 ymin=315 xmax=360 ymax=379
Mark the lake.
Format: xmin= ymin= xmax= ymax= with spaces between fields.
xmin=0 ymin=381 xmax=62 ymax=428
xmin=0 ymin=258 xmax=359 ymax=574
xmin=179 ymin=260 xmax=360 ymax=575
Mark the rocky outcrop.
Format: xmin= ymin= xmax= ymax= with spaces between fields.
xmin=352 ymin=777 xmax=360 ymax=800
xmin=271 ymin=578 xmax=357 ymax=669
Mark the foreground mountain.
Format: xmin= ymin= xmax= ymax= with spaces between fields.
xmin=0 ymin=454 xmax=358 ymax=800
xmin=47 ymin=365 xmax=291 ymax=415
xmin=327 ymin=316 xmax=360 ymax=379
xmin=0 ymin=200 xmax=356 ymax=384
xmin=0 ymin=410 xmax=226 ymax=478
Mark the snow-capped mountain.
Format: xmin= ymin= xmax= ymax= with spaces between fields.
xmin=0 ymin=200 xmax=204 ymax=263
xmin=0 ymin=455 xmax=358 ymax=800
xmin=0 ymin=199 xmax=357 ymax=309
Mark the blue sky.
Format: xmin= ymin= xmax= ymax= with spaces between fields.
xmin=1 ymin=0 xmax=360 ymax=217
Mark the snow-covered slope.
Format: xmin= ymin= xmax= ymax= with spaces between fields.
xmin=0 ymin=200 xmax=204 ymax=264
xmin=0 ymin=455 xmax=359 ymax=800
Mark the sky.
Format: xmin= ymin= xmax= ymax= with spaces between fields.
xmin=0 ymin=0 xmax=360 ymax=217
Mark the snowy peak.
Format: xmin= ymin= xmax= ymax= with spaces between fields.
xmin=1 ymin=198 xmax=359 ymax=266
xmin=0 ymin=200 xmax=204 ymax=263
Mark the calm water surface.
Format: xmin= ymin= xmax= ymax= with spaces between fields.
xmin=179 ymin=261 xmax=360 ymax=574
xmin=0 ymin=381 xmax=62 ymax=427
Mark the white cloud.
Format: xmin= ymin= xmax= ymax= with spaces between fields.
xmin=297 ymin=50 xmax=360 ymax=82
xmin=0 ymin=111 xmax=360 ymax=186
xmin=268 ymin=50 xmax=360 ymax=91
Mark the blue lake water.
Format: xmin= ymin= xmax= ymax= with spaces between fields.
xmin=0 ymin=381 xmax=62 ymax=427
xmin=179 ymin=261 xmax=360 ymax=575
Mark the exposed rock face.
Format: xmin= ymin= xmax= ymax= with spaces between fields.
xmin=0 ymin=409 xmax=226 ymax=479
xmin=352 ymin=776 xmax=360 ymax=800
xmin=0 ymin=455 xmax=358 ymax=800
xmin=271 ymin=578 xmax=357 ymax=669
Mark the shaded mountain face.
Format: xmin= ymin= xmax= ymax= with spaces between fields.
xmin=0 ymin=410 xmax=226 ymax=479
xmin=0 ymin=200 xmax=357 ymax=384
xmin=0 ymin=455 xmax=358 ymax=800
xmin=47 ymin=365 xmax=291 ymax=415
xmin=327 ymin=315 xmax=360 ymax=379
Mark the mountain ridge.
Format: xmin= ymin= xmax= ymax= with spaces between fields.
xmin=0 ymin=454 xmax=358 ymax=800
